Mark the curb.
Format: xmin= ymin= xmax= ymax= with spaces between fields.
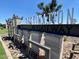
xmin=0 ymin=36 xmax=13 ymax=59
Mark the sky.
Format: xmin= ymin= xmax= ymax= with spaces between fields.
xmin=0 ymin=0 xmax=79 ymax=24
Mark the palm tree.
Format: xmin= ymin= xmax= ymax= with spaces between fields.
xmin=37 ymin=0 xmax=62 ymax=24
xmin=36 ymin=2 xmax=45 ymax=24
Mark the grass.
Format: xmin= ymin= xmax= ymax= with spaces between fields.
xmin=0 ymin=28 xmax=8 ymax=35
xmin=0 ymin=27 xmax=8 ymax=59
xmin=0 ymin=41 xmax=8 ymax=59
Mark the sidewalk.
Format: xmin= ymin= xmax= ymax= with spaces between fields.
xmin=0 ymin=36 xmax=13 ymax=59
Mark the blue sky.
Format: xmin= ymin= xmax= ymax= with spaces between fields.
xmin=0 ymin=0 xmax=79 ymax=24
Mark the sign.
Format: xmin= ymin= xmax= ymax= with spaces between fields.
xmin=17 ymin=24 xmax=79 ymax=37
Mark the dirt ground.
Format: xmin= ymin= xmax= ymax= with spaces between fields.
xmin=63 ymin=36 xmax=79 ymax=59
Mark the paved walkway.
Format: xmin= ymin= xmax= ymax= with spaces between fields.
xmin=0 ymin=36 xmax=13 ymax=59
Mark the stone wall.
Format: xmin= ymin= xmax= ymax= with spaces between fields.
xmin=14 ymin=29 xmax=64 ymax=59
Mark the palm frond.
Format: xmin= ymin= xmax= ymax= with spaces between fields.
xmin=50 ymin=0 xmax=57 ymax=10
xmin=55 ymin=4 xmax=62 ymax=12
xmin=36 ymin=12 xmax=42 ymax=15
xmin=37 ymin=2 xmax=44 ymax=10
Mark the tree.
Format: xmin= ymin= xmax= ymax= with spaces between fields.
xmin=0 ymin=23 xmax=2 ymax=26
xmin=37 ymin=0 xmax=62 ymax=24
